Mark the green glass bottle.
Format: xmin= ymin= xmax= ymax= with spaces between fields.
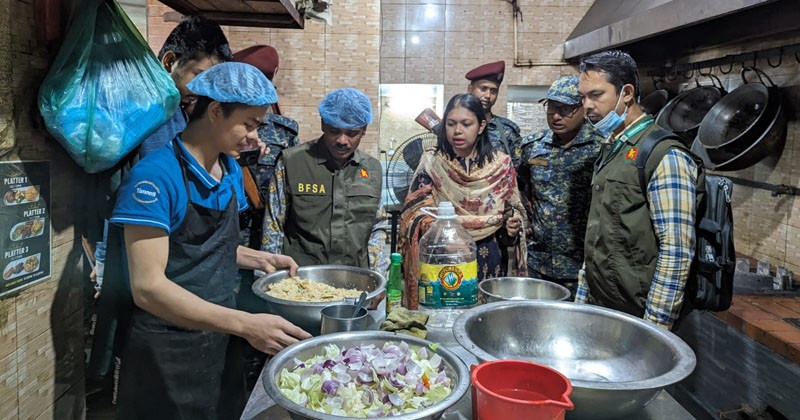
xmin=386 ymin=253 xmax=403 ymax=315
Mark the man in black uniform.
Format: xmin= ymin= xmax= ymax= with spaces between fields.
xmin=465 ymin=60 xmax=522 ymax=166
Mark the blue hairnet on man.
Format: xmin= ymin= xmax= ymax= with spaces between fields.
xmin=318 ymin=87 xmax=373 ymax=128
xmin=262 ymin=87 xmax=389 ymax=296
xmin=187 ymin=62 xmax=278 ymax=106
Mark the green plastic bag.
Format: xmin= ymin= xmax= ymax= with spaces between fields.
xmin=38 ymin=0 xmax=179 ymax=173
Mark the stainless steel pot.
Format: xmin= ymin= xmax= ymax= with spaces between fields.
xmin=655 ymin=74 xmax=725 ymax=145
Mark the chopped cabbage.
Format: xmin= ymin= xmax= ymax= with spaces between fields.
xmin=278 ymin=342 xmax=453 ymax=417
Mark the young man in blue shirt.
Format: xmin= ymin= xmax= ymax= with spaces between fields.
xmin=110 ymin=62 xmax=311 ymax=419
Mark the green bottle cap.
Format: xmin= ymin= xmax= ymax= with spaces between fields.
xmin=390 ymin=253 xmax=402 ymax=263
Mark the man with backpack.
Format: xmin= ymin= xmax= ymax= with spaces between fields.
xmin=576 ymin=50 xmax=700 ymax=330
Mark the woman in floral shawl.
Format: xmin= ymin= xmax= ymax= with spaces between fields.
xmin=398 ymin=93 xmax=526 ymax=309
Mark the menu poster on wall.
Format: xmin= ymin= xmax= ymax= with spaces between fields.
xmin=0 ymin=161 xmax=50 ymax=298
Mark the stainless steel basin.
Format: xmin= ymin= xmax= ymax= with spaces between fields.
xmin=479 ymin=277 xmax=571 ymax=303
xmin=264 ymin=331 xmax=470 ymax=420
xmin=452 ymin=301 xmax=696 ymax=419
xmin=252 ymin=265 xmax=386 ymax=336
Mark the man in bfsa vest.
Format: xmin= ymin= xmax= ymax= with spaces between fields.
xmin=262 ymin=88 xmax=388 ymax=274
xmin=576 ymin=50 xmax=698 ymax=330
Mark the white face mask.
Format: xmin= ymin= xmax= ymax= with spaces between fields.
xmin=591 ymin=90 xmax=629 ymax=137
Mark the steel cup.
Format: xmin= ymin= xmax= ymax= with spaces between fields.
xmin=319 ymin=304 xmax=369 ymax=335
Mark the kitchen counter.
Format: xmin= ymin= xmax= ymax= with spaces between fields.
xmin=241 ymin=326 xmax=695 ymax=419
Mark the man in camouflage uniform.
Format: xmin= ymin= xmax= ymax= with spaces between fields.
xmin=465 ymin=61 xmax=522 ymax=166
xmin=229 ymin=45 xmax=301 ymax=396
xmin=516 ymin=75 xmax=603 ymax=292
xmin=234 ymin=45 xmax=301 ymax=250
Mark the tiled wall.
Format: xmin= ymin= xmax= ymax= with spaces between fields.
xmin=146 ymin=0 xmax=382 ymax=156
xmin=646 ymin=33 xmax=800 ymax=275
xmin=1 ymin=1 xmax=88 ymax=419
xmin=379 ymin=0 xmax=594 ymax=149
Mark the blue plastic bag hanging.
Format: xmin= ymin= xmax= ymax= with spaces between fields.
xmin=38 ymin=0 xmax=179 ymax=173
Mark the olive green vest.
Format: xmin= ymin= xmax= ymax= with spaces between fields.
xmin=583 ymin=120 xmax=691 ymax=317
xmin=281 ymin=139 xmax=382 ymax=268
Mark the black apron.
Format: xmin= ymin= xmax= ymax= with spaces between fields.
xmin=116 ymin=140 xmax=243 ymax=420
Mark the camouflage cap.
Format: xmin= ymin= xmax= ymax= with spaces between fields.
xmin=540 ymin=75 xmax=582 ymax=106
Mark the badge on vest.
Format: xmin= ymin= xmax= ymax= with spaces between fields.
xmin=528 ymin=158 xmax=548 ymax=167
xmin=297 ymin=183 xmax=326 ymax=194
xmin=625 ymin=147 xmax=639 ymax=160
xmin=359 ymin=168 xmax=369 ymax=179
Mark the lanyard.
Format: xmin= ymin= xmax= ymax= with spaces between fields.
xmin=595 ymin=117 xmax=654 ymax=174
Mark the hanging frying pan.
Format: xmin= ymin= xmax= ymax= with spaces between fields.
xmin=693 ymin=68 xmax=786 ymax=171
xmin=655 ymin=74 xmax=726 ymax=145
xmin=640 ymin=77 xmax=671 ymax=117
xmin=698 ymin=68 xmax=777 ymax=155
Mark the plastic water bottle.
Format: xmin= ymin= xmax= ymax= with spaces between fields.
xmin=417 ymin=201 xmax=478 ymax=328
xmin=386 ymin=253 xmax=403 ymax=315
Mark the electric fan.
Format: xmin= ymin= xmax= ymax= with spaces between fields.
xmin=385 ymin=132 xmax=438 ymax=206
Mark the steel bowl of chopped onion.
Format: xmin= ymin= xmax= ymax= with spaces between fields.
xmin=264 ymin=331 xmax=470 ymax=419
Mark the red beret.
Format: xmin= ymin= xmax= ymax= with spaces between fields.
xmin=233 ymin=45 xmax=280 ymax=81
xmin=465 ymin=61 xmax=505 ymax=84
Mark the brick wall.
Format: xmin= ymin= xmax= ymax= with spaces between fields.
xmin=145 ymin=0 xmax=382 ymax=157
xmin=379 ymin=0 xmax=594 ymax=149
xmin=644 ymin=32 xmax=800 ymax=276
xmin=1 ymin=1 xmax=87 ymax=419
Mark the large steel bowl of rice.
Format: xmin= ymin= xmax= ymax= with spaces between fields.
xmin=253 ymin=265 xmax=387 ymax=335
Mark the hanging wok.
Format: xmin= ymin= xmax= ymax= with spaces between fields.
xmin=698 ymin=68 xmax=777 ymax=155
xmin=692 ymin=68 xmax=787 ymax=172
xmin=655 ymin=74 xmax=726 ymax=145
xmin=640 ymin=89 xmax=670 ymax=116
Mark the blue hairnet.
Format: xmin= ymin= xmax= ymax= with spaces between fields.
xmin=318 ymin=88 xmax=373 ymax=128
xmin=186 ymin=62 xmax=277 ymax=106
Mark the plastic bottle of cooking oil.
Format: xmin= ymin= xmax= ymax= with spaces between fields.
xmin=417 ymin=201 xmax=478 ymax=328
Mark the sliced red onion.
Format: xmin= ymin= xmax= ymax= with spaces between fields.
xmin=362 ymin=388 xmax=374 ymax=405
xmin=417 ymin=347 xmax=428 ymax=360
xmin=383 ymin=344 xmax=402 ymax=357
xmin=331 ymin=364 xmax=348 ymax=375
xmin=388 ymin=376 xmax=405 ymax=389
xmin=405 ymin=360 xmax=423 ymax=376
xmin=398 ymin=341 xmax=409 ymax=353
xmin=336 ymin=373 xmax=352 ymax=384
xmin=396 ymin=364 xmax=407 ymax=375
xmin=429 ymin=354 xmax=442 ymax=369
xmin=311 ymin=364 xmax=324 ymax=375
xmin=322 ymin=359 xmax=336 ymax=369
xmin=372 ymin=357 xmax=390 ymax=375
xmin=381 ymin=395 xmax=390 ymax=404
xmin=321 ymin=380 xmax=340 ymax=396
xmin=357 ymin=371 xmax=373 ymax=383
xmin=434 ymin=371 xmax=449 ymax=384
xmin=415 ymin=382 xmax=426 ymax=395
xmin=388 ymin=392 xmax=405 ymax=406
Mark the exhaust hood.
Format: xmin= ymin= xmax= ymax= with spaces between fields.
xmin=564 ymin=0 xmax=789 ymax=61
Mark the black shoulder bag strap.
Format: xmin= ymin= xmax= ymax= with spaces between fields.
xmin=635 ymin=127 xmax=683 ymax=197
